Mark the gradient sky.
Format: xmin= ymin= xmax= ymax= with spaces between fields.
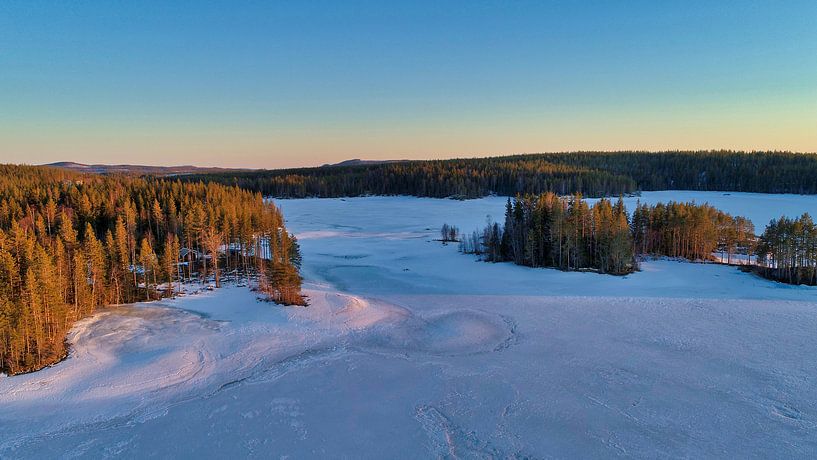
xmin=2 ymin=1 xmax=816 ymax=168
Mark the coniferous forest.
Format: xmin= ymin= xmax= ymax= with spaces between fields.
xmin=187 ymin=151 xmax=817 ymax=199
xmin=456 ymin=193 xmax=816 ymax=286
xmin=756 ymin=214 xmax=817 ymax=285
xmin=0 ymin=165 xmax=304 ymax=375
xmin=457 ymin=194 xmax=755 ymax=276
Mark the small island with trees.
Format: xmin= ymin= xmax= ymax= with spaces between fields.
xmin=450 ymin=193 xmax=816 ymax=285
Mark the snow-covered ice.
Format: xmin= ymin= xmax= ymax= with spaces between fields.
xmin=2 ymin=191 xmax=817 ymax=458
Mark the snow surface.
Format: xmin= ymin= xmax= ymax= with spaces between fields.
xmin=2 ymin=191 xmax=817 ymax=458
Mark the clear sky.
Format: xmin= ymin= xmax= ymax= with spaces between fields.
xmin=2 ymin=1 xmax=816 ymax=168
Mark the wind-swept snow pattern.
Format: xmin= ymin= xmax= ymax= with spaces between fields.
xmin=2 ymin=192 xmax=817 ymax=458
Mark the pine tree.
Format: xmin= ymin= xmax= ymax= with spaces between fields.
xmin=152 ymin=199 xmax=165 ymax=243
xmin=113 ymin=217 xmax=132 ymax=303
xmin=84 ymin=223 xmax=107 ymax=307
xmin=201 ymin=227 xmax=223 ymax=288
xmin=162 ymin=234 xmax=181 ymax=295
xmin=139 ymin=238 xmax=157 ymax=301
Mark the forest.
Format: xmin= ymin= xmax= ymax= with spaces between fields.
xmin=0 ymin=165 xmax=304 ymax=375
xmin=185 ymin=151 xmax=817 ymax=199
xmin=756 ymin=214 xmax=817 ymax=285
xmin=457 ymin=195 xmax=755 ymax=276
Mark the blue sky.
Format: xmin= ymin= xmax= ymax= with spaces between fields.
xmin=1 ymin=1 xmax=815 ymax=167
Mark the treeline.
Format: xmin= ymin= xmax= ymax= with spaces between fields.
xmin=756 ymin=214 xmax=817 ymax=285
xmin=457 ymin=194 xmax=752 ymax=275
xmin=186 ymin=151 xmax=817 ymax=199
xmin=189 ymin=157 xmax=636 ymax=198
xmin=536 ymin=151 xmax=817 ymax=194
xmin=0 ymin=165 xmax=303 ymax=375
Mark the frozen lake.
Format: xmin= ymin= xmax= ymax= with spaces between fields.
xmin=2 ymin=191 xmax=817 ymax=458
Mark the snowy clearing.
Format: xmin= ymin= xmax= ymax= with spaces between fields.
xmin=2 ymin=192 xmax=817 ymax=458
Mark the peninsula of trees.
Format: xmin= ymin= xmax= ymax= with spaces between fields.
xmin=457 ymin=195 xmax=754 ymax=275
xmin=0 ymin=165 xmax=303 ymax=375
xmin=186 ymin=151 xmax=817 ymax=199
xmin=455 ymin=193 xmax=816 ymax=286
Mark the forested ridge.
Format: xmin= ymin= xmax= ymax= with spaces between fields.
xmin=186 ymin=151 xmax=817 ymax=199
xmin=0 ymin=165 xmax=303 ymax=375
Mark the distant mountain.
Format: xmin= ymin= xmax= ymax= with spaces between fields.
xmin=321 ymin=159 xmax=402 ymax=168
xmin=45 ymin=162 xmax=248 ymax=176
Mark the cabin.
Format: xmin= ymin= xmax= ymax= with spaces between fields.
xmin=179 ymin=248 xmax=202 ymax=261
xmin=179 ymin=247 xmax=213 ymax=263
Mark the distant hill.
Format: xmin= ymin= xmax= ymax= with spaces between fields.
xmin=45 ymin=162 xmax=248 ymax=176
xmin=321 ymin=159 xmax=402 ymax=168
xmin=44 ymin=159 xmax=401 ymax=175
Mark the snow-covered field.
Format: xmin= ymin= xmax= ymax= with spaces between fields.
xmin=2 ymin=191 xmax=817 ymax=458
